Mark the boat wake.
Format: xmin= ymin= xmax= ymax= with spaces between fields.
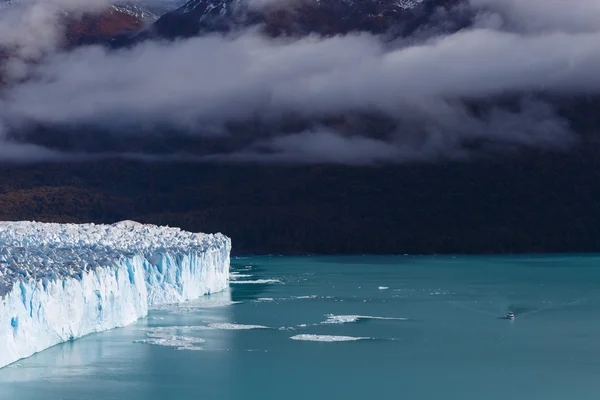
xmin=448 ymin=288 xmax=600 ymax=320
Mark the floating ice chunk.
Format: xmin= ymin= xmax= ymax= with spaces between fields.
xmin=323 ymin=315 xmax=363 ymax=324
xmin=135 ymin=329 xmax=206 ymax=351
xmin=161 ymin=301 xmax=242 ymax=315
xmin=290 ymin=335 xmax=371 ymax=342
xmin=378 ymin=286 xmax=389 ymax=290
xmin=278 ymin=326 xmax=296 ymax=331
xmin=207 ymin=323 xmax=268 ymax=330
xmin=154 ymin=289 xmax=240 ymax=313
xmin=322 ymin=314 xmax=409 ymax=324
xmin=138 ymin=325 xmax=212 ymax=333
xmin=180 ymin=346 xmax=205 ymax=351
xmin=230 ymin=279 xmax=280 ymax=284
xmin=229 ymin=273 xmax=253 ymax=280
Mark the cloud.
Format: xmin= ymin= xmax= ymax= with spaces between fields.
xmin=470 ymin=0 xmax=600 ymax=34
xmin=0 ymin=2 xmax=66 ymax=59
xmin=0 ymin=122 xmax=69 ymax=161
xmin=223 ymin=129 xmax=405 ymax=165
xmin=212 ymin=97 xmax=572 ymax=165
xmin=0 ymin=0 xmax=597 ymax=163
xmin=0 ymin=0 xmax=120 ymax=58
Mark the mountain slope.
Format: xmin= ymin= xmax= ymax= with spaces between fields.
xmin=111 ymin=4 xmax=159 ymax=23
xmin=150 ymin=0 xmax=471 ymax=39
xmin=0 ymin=1 xmax=154 ymax=50
xmin=65 ymin=6 xmax=149 ymax=47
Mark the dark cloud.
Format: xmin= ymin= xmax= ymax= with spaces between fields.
xmin=0 ymin=0 xmax=598 ymax=163
xmin=0 ymin=124 xmax=70 ymax=161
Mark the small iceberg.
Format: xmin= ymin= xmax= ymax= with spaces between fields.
xmin=322 ymin=314 xmax=409 ymax=324
xmin=290 ymin=334 xmax=371 ymax=342
xmin=207 ymin=323 xmax=269 ymax=330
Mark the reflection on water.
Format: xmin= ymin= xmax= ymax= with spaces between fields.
xmin=0 ymin=289 xmax=236 ymax=400
xmin=0 ymin=322 xmax=145 ymax=383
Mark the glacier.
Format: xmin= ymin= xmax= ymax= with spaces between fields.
xmin=0 ymin=220 xmax=231 ymax=369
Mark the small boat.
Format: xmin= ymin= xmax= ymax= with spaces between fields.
xmin=506 ymin=311 xmax=515 ymax=319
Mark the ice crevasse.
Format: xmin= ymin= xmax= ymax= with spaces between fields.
xmin=0 ymin=221 xmax=231 ymax=369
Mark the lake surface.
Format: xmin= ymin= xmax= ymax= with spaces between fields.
xmin=2 ymin=255 xmax=600 ymax=400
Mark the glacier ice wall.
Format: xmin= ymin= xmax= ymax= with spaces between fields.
xmin=0 ymin=221 xmax=231 ymax=369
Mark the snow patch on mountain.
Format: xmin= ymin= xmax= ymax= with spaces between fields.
xmin=177 ymin=0 xmax=423 ymax=16
xmin=112 ymin=3 xmax=158 ymax=23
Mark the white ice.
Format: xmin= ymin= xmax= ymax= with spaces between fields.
xmin=0 ymin=221 xmax=231 ymax=369
xmin=207 ymin=323 xmax=268 ymax=330
xmin=322 ymin=314 xmax=409 ymax=324
xmin=135 ymin=332 xmax=206 ymax=351
xmin=290 ymin=334 xmax=371 ymax=342
xmin=229 ymin=272 xmax=252 ymax=280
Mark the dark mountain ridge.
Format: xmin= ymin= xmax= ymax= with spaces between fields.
xmin=147 ymin=0 xmax=471 ymax=39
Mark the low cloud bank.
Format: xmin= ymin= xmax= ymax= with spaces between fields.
xmin=0 ymin=0 xmax=598 ymax=163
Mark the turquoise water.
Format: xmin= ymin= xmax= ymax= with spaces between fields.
xmin=2 ymin=255 xmax=600 ymax=399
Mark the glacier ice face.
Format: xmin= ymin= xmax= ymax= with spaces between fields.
xmin=0 ymin=221 xmax=231 ymax=369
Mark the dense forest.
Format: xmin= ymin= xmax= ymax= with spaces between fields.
xmin=2 ymin=150 xmax=600 ymax=255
